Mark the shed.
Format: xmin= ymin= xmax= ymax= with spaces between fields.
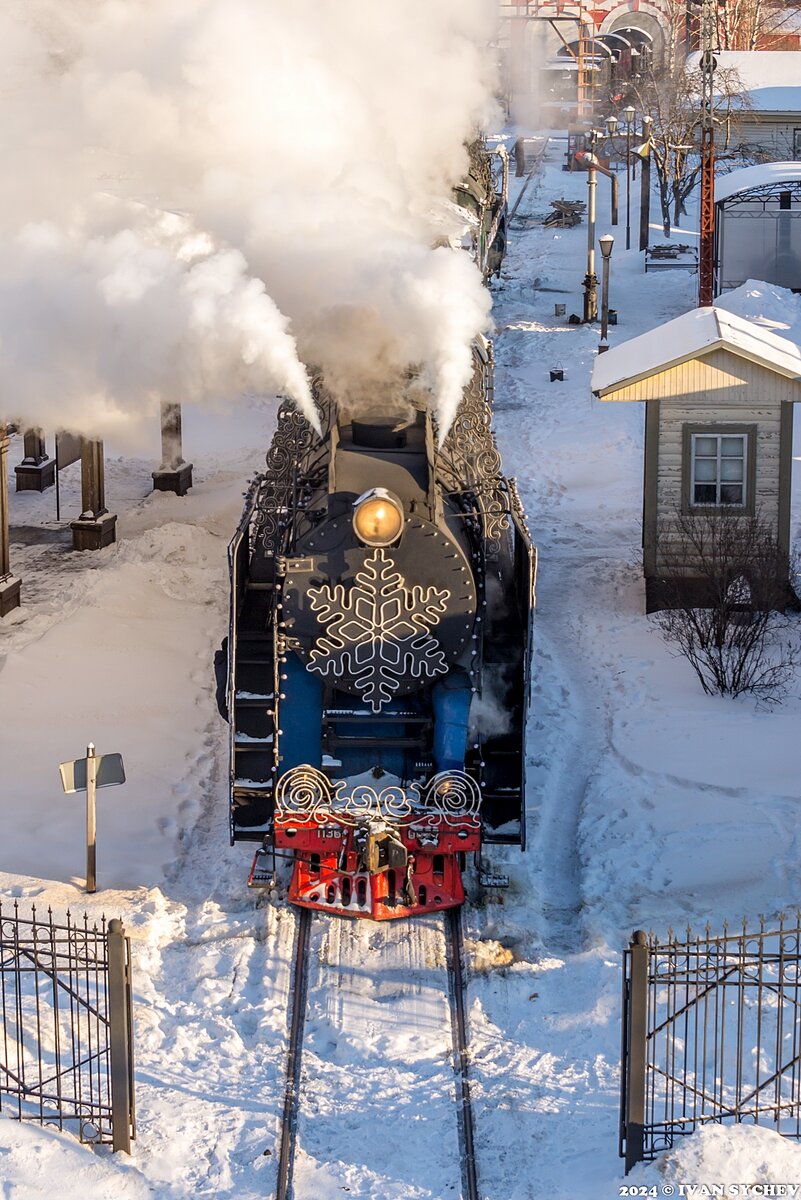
xmin=591 ymin=306 xmax=801 ymax=611
xmin=688 ymin=51 xmax=801 ymax=163
xmin=714 ymin=162 xmax=801 ymax=294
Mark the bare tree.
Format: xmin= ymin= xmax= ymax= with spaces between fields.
xmin=666 ymin=0 xmax=801 ymax=54
xmin=654 ymin=510 xmax=799 ymax=701
xmin=713 ymin=0 xmax=801 ymax=51
xmin=624 ymin=63 xmax=748 ymax=235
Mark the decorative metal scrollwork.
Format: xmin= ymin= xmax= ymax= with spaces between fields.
xmin=251 ymin=390 xmax=333 ymax=560
xmin=275 ymin=765 xmax=481 ymax=829
xmin=436 ymin=372 xmax=511 ymax=558
xmin=422 ymin=770 xmax=482 ymax=823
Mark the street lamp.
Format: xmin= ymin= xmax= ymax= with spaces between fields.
xmin=599 ymin=234 xmax=614 ymax=343
xmin=622 ymin=104 xmax=636 ymax=250
xmin=604 ymin=115 xmax=619 ymax=175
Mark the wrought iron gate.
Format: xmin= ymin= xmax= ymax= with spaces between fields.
xmin=0 ymin=901 xmax=135 ymax=1152
xmin=621 ymin=917 xmax=801 ymax=1172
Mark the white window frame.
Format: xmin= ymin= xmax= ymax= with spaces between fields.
xmin=690 ymin=432 xmax=748 ymax=508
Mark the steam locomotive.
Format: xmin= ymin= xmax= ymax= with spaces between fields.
xmin=215 ymin=337 xmax=535 ymax=920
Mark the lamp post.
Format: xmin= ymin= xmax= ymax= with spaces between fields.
xmin=622 ymin=104 xmax=636 ymax=250
xmin=599 ymin=234 xmax=614 ymax=344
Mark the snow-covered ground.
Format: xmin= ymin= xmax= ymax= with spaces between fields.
xmin=2 ymin=139 xmax=801 ymax=1199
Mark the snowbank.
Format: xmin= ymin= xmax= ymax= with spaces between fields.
xmin=631 ymin=1124 xmax=801 ymax=1197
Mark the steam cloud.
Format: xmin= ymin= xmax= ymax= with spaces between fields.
xmin=1 ymin=0 xmax=498 ymax=445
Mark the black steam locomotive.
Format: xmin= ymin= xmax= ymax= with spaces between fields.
xmin=216 ymin=337 xmax=535 ymax=919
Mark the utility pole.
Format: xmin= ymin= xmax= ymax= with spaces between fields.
xmin=638 ymin=116 xmax=653 ymax=252
xmin=696 ymin=0 xmax=719 ymax=306
xmin=583 ymin=132 xmax=599 ymax=323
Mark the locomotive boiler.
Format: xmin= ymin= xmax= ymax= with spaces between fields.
xmin=216 ymin=336 xmax=535 ymax=920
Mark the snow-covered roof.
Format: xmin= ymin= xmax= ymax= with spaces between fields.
xmin=716 ymin=161 xmax=801 ymax=203
xmin=592 ymin=305 xmax=801 ymax=397
xmin=687 ymin=50 xmax=801 ymax=111
xmin=747 ymin=85 xmax=801 ymax=111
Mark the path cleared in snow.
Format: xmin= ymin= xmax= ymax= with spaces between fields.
xmin=293 ymin=915 xmax=461 ymax=1199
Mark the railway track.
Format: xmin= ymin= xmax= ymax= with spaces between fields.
xmin=507 ymin=134 xmax=551 ymax=226
xmin=275 ymin=908 xmax=312 ymax=1200
xmin=445 ymin=906 xmax=480 ymax=1200
xmin=274 ymin=906 xmax=479 ymax=1200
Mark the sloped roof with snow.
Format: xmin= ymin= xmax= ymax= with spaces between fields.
xmin=592 ymin=305 xmax=801 ymax=397
xmin=687 ymin=50 xmax=801 ymax=112
xmin=716 ymin=161 xmax=801 ymax=203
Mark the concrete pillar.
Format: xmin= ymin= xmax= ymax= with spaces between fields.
xmin=0 ymin=430 xmax=21 ymax=615
xmin=152 ymin=402 xmax=193 ymax=496
xmin=15 ymin=429 xmax=55 ymax=492
xmin=70 ymin=438 xmax=117 ymax=551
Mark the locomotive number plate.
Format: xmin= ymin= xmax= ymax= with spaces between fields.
xmin=479 ymin=871 xmax=510 ymax=889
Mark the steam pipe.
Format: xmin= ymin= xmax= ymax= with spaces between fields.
xmin=575 ymin=152 xmax=619 ymax=226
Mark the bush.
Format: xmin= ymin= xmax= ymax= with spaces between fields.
xmin=654 ymin=510 xmax=799 ymax=701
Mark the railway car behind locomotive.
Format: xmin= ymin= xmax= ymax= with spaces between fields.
xmin=453 ymin=139 xmax=509 ymax=278
xmin=216 ymin=337 xmax=535 ymax=920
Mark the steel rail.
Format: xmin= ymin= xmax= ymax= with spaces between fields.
xmin=508 ymin=136 xmax=551 ymax=225
xmin=275 ymin=907 xmax=312 ymax=1200
xmin=445 ymin=907 xmax=480 ymax=1200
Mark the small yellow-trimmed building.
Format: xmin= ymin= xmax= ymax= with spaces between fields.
xmin=591 ymin=306 xmax=801 ymax=611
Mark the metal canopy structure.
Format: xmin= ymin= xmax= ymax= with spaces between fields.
xmin=720 ymin=179 xmax=801 ymax=207
xmin=715 ymin=165 xmax=801 ymax=294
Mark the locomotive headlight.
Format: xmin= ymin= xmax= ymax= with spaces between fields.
xmin=352 ymin=488 xmax=404 ymax=547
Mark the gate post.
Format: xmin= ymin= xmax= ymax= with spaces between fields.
xmin=107 ymin=919 xmax=134 ymax=1153
xmin=152 ymin=402 xmax=193 ymax=495
xmin=15 ymin=429 xmax=55 ymax=492
xmin=0 ymin=429 xmax=21 ymax=616
xmin=624 ymin=929 xmax=648 ymax=1173
xmin=70 ymin=438 xmax=117 ymax=551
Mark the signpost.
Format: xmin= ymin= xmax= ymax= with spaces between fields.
xmin=59 ymin=744 xmax=126 ymax=893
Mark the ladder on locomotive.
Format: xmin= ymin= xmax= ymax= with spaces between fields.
xmin=231 ymin=564 xmax=277 ymax=840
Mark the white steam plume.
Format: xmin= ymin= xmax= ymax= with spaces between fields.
xmin=0 ymin=204 xmax=317 ymax=439
xmin=1 ymin=0 xmax=498 ymax=443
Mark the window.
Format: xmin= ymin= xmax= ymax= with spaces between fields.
xmin=794 ymin=128 xmax=801 ymax=161
xmin=690 ymin=432 xmax=747 ymax=507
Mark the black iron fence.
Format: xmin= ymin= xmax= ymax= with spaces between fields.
xmin=0 ymin=901 xmax=135 ymax=1151
xmin=620 ymin=916 xmax=801 ymax=1172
